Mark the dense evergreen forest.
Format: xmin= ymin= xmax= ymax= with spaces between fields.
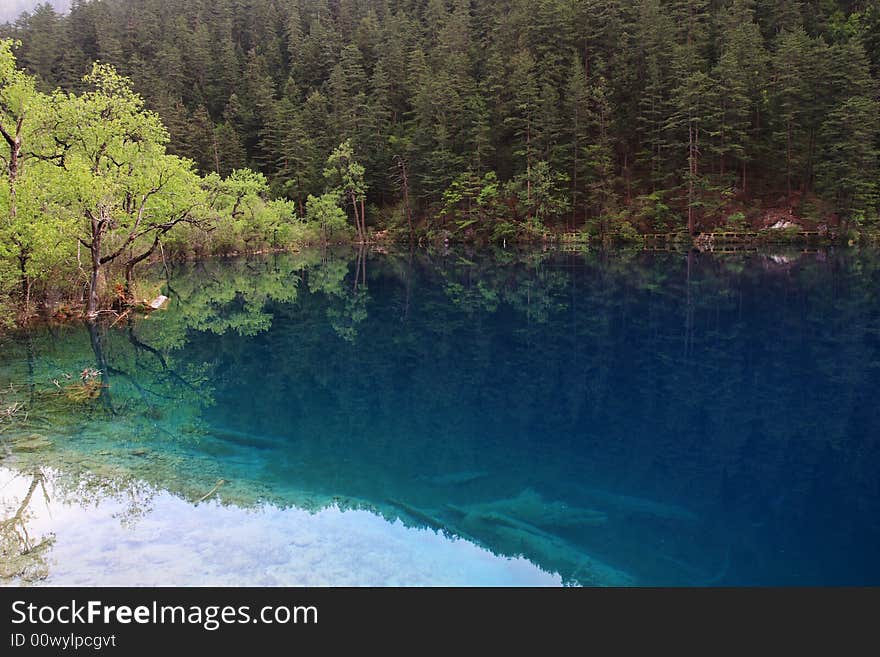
xmin=4 ymin=0 xmax=880 ymax=235
xmin=1 ymin=0 xmax=879 ymax=321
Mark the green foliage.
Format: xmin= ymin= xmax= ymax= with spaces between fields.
xmin=726 ymin=212 xmax=749 ymax=230
xmin=0 ymin=43 xmax=332 ymax=321
xmin=0 ymin=39 xmax=74 ymax=312
xmin=324 ymin=141 xmax=366 ymax=202
xmin=0 ymin=0 xmax=877 ymax=316
xmin=0 ymin=0 xmax=875 ymax=238
xmin=512 ymin=161 xmax=571 ymax=226
xmin=634 ymin=191 xmax=674 ymax=228
xmin=440 ymin=170 xmax=506 ymax=229
xmin=305 ymin=192 xmax=351 ymax=242
xmin=816 ymin=95 xmax=879 ymax=224
xmin=616 ymin=220 xmax=643 ymax=243
xmin=324 ymin=140 xmax=367 ymax=239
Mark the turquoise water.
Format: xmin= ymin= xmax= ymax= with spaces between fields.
xmin=1 ymin=247 xmax=879 ymax=586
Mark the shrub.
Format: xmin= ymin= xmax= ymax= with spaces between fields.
xmin=305 ymin=193 xmax=353 ymax=243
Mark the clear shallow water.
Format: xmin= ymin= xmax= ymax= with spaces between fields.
xmin=1 ymin=247 xmax=879 ymax=586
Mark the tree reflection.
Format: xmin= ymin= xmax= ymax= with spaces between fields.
xmin=0 ymin=468 xmax=53 ymax=582
xmin=1 ymin=247 xmax=879 ymax=585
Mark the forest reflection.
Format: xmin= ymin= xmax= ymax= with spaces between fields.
xmin=1 ymin=246 xmax=879 ymax=585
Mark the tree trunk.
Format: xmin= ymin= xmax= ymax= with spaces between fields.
xmin=803 ymin=129 xmax=815 ymax=195
xmin=397 ymin=156 xmax=414 ymax=243
xmin=212 ymin=132 xmax=221 ymax=174
xmin=124 ymin=234 xmax=163 ymax=301
xmin=8 ymin=157 xmax=18 ymax=219
xmin=526 ymin=118 xmax=532 ymax=211
xmin=719 ymin=102 xmax=725 ymax=177
xmin=18 ymin=250 xmax=30 ymax=316
xmin=571 ymin=99 xmax=579 ymax=230
xmin=786 ymin=119 xmax=792 ymax=204
xmin=2 ymin=122 xmax=22 ymax=222
xmin=87 ymin=232 xmax=102 ymax=318
xmin=2 ymin=124 xmax=26 ymax=312
xmin=124 ymin=263 xmax=136 ymax=300
xmin=688 ymin=122 xmax=695 ymax=235
xmin=351 ymin=192 xmax=362 ymax=243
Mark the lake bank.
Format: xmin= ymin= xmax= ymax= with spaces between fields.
xmin=2 ymin=225 xmax=864 ymax=331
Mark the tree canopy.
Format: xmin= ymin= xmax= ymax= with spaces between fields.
xmin=0 ymin=39 xmax=341 ymax=319
xmin=3 ymin=0 xmax=876 ymax=237
xmin=1 ymin=1 xmax=880 ymax=318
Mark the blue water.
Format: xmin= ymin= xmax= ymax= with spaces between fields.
xmin=1 ymin=247 xmax=879 ymax=586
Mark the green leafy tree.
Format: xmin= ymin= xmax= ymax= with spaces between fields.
xmin=324 ymin=140 xmax=367 ymax=242
xmin=0 ymin=39 xmax=69 ymax=314
xmin=0 ymin=0 xmax=879 ymax=254
xmin=53 ymin=63 xmax=205 ymax=313
xmin=305 ymin=192 xmax=350 ymax=243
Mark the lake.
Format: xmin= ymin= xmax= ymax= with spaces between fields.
xmin=1 ymin=246 xmax=878 ymax=586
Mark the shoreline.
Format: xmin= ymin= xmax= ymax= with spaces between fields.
xmin=0 ymin=235 xmax=867 ymax=332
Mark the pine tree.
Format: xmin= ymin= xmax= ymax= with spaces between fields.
xmin=363 ymin=58 xmax=394 ymax=201
xmin=861 ymin=0 xmax=880 ymax=77
xmin=815 ymin=96 xmax=879 ymax=228
xmin=712 ymin=0 xmax=769 ymax=194
xmin=16 ymin=3 xmax=62 ymax=88
xmin=466 ymin=92 xmax=494 ymax=175
xmin=537 ymin=81 xmax=565 ymax=174
xmin=636 ymin=0 xmax=677 ymax=192
xmin=299 ymin=0 xmax=339 ymax=89
xmin=504 ymin=50 xmax=540 ymax=206
xmin=213 ymin=121 xmax=247 ymax=176
xmin=565 ymin=55 xmax=591 ymax=224
xmin=189 ymin=104 xmax=219 ymax=174
xmin=670 ymin=57 xmax=715 ymax=233
xmin=583 ymin=76 xmax=617 ymax=227
xmin=272 ymin=86 xmax=316 ymax=212
xmin=301 ymin=89 xmax=332 ymax=189
xmin=354 ymin=10 xmax=382 ymax=76
xmin=525 ymin=0 xmax=575 ymax=88
xmin=816 ymin=37 xmax=879 ymax=227
xmin=327 ymin=43 xmax=368 ymax=145
xmin=772 ymin=27 xmax=814 ymax=203
xmin=238 ymin=49 xmax=278 ymax=171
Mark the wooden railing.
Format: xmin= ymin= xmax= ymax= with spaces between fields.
xmin=559 ymin=230 xmax=835 ymax=244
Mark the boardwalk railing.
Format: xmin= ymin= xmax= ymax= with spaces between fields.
xmin=555 ymin=229 xmax=834 ymax=248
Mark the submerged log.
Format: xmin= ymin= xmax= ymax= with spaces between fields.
xmin=449 ymin=488 xmax=608 ymax=529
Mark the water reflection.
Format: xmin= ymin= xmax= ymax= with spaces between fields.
xmin=0 ymin=466 xmax=560 ymax=586
xmin=1 ymin=246 xmax=879 ymax=585
xmin=1 ymin=468 xmax=54 ymax=582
